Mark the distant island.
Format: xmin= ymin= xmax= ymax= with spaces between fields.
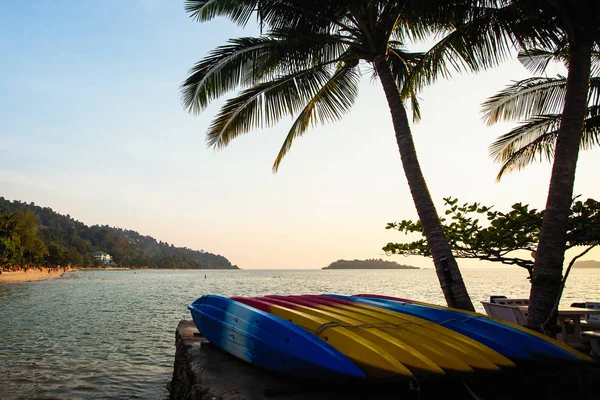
xmin=323 ymin=259 xmax=419 ymax=270
xmin=0 ymin=197 xmax=238 ymax=270
xmin=574 ymin=260 xmax=600 ymax=269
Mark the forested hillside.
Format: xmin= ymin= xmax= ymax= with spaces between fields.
xmin=0 ymin=197 xmax=238 ymax=269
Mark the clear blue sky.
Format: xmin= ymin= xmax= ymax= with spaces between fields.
xmin=2 ymin=1 xmax=599 ymax=269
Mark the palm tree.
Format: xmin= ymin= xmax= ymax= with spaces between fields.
xmin=482 ymin=48 xmax=600 ymax=181
xmin=471 ymin=0 xmax=598 ymax=330
xmin=180 ymin=0 xmax=504 ymax=311
xmin=507 ymin=1 xmax=600 ymax=330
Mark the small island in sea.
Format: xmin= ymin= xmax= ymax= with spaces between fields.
xmin=574 ymin=260 xmax=600 ymax=268
xmin=322 ymin=258 xmax=419 ymax=270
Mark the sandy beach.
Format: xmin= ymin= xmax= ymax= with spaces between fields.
xmin=0 ymin=268 xmax=74 ymax=284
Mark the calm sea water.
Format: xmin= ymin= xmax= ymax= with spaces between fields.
xmin=1 ymin=267 xmax=599 ymax=400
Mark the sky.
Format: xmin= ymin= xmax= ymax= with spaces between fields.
xmin=1 ymin=1 xmax=598 ymax=270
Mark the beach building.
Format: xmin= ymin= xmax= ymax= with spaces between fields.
xmin=92 ymin=251 xmax=113 ymax=266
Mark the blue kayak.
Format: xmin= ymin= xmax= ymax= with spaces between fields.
xmin=324 ymin=294 xmax=580 ymax=361
xmin=188 ymin=295 xmax=366 ymax=381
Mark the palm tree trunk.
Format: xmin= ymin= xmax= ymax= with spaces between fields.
xmin=527 ymin=41 xmax=592 ymax=331
xmin=374 ymin=55 xmax=474 ymax=311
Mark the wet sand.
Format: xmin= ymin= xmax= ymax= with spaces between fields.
xmin=0 ymin=268 xmax=74 ymax=283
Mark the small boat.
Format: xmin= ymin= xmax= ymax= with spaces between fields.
xmin=187 ymin=294 xmax=366 ymax=381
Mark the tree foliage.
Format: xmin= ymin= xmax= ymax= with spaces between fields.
xmin=383 ymin=196 xmax=600 ymax=278
xmin=0 ymin=197 xmax=238 ymax=269
xmin=482 ymin=47 xmax=600 ymax=181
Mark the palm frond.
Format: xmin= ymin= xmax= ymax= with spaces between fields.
xmin=184 ymin=0 xmax=258 ymax=26
xmin=206 ymin=63 xmax=339 ymax=149
xmin=481 ymin=77 xmax=567 ymax=125
xmin=387 ymin=48 xmax=423 ymax=120
xmin=491 ymin=111 xmax=600 ymax=181
xmin=581 ymin=111 xmax=600 ymax=150
xmin=589 ymin=76 xmax=600 ymax=109
xmin=592 ymin=51 xmax=600 ymax=77
xmin=490 ymin=115 xmax=561 ymax=181
xmin=403 ymin=29 xmax=471 ymax=97
xmin=181 ymin=37 xmax=280 ymax=115
xmin=181 ymin=35 xmax=347 ymax=115
xmin=404 ymin=7 xmax=516 ymax=96
xmin=517 ymin=48 xmax=567 ymax=74
xmin=272 ymin=63 xmax=361 ymax=172
xmin=258 ymin=1 xmax=349 ymax=35
xmin=407 ymin=3 xmax=561 ymax=95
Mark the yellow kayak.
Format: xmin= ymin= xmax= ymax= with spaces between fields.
xmin=267 ymin=295 xmax=475 ymax=374
xmin=260 ymin=296 xmax=447 ymax=378
xmin=236 ymin=297 xmax=414 ymax=379
xmin=316 ymin=295 xmax=516 ymax=368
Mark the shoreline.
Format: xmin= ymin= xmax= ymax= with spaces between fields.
xmin=0 ymin=268 xmax=76 ymax=284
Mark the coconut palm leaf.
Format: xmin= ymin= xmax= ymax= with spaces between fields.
xmin=491 ymin=111 xmax=600 ymax=180
xmin=593 ymin=48 xmax=600 ymax=77
xmin=273 ymin=63 xmax=361 ymax=171
xmin=486 ymin=46 xmax=600 ymax=182
xmin=182 ymin=37 xmax=282 ymax=114
xmin=181 ymin=35 xmax=348 ymax=114
xmin=518 ymin=47 xmax=568 ymax=75
xmin=185 ymin=0 xmax=354 ymax=35
xmin=405 ymin=3 xmax=562 ymax=96
xmin=184 ymin=0 xmax=258 ymax=26
xmin=387 ymin=48 xmax=423 ymax=121
xmin=482 ymin=72 xmax=600 ymax=124
xmin=481 ymin=77 xmax=569 ymax=125
xmin=518 ymin=46 xmax=600 ymax=76
xmin=490 ymin=115 xmax=560 ymax=179
xmin=206 ymin=62 xmax=345 ymax=149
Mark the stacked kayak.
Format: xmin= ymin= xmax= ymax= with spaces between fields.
xmin=188 ymin=293 xmax=593 ymax=382
xmin=187 ymin=294 xmax=366 ymax=381
xmin=350 ymin=294 xmax=590 ymax=362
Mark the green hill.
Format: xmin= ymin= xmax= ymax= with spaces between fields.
xmin=323 ymin=259 xmax=419 ymax=270
xmin=0 ymin=197 xmax=238 ymax=269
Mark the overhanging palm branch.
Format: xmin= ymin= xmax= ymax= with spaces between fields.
xmin=482 ymin=76 xmax=569 ymax=124
xmin=518 ymin=47 xmax=568 ymax=75
xmin=205 ymin=61 xmax=352 ymax=149
xmin=483 ymin=49 xmax=600 ymax=180
xmin=403 ymin=2 xmax=562 ymax=97
xmin=181 ymin=35 xmax=348 ymax=114
xmin=490 ymin=110 xmax=600 ymax=177
xmin=185 ymin=0 xmax=259 ymax=27
xmin=273 ymin=63 xmax=360 ymax=171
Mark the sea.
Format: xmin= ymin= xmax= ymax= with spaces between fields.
xmin=1 ymin=267 xmax=599 ymax=400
